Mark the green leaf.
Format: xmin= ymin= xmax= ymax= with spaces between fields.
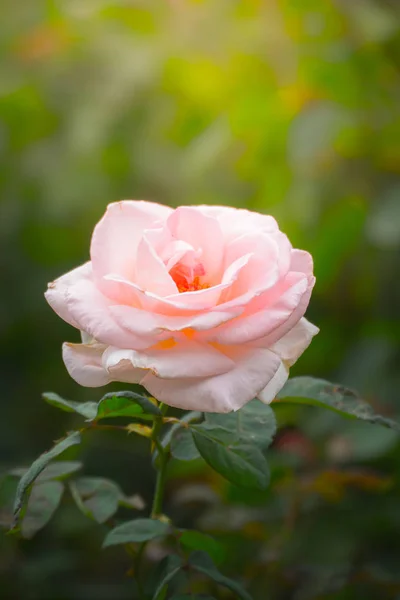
xmin=160 ymin=411 xmax=202 ymax=450
xmin=192 ymin=429 xmax=270 ymax=490
xmin=126 ymin=423 xmax=153 ymax=437
xmin=171 ymin=428 xmax=201 ymax=461
xmin=21 ymin=481 xmax=64 ymax=539
xmin=12 ymin=431 xmax=81 ymax=528
xmin=0 ymin=475 xmax=19 ymax=529
xmin=69 ymin=477 xmax=121 ymax=524
xmin=96 ymin=391 xmax=161 ymax=419
xmin=154 ymin=587 xmax=167 ymax=600
xmin=42 ymin=393 xmax=97 ymax=419
xmin=118 ymin=493 xmax=146 ymax=511
xmin=189 ymin=551 xmax=253 ymax=600
xmin=152 ymin=554 xmax=183 ymax=600
xmin=103 ymin=518 xmax=170 ymax=547
xmin=43 ymin=391 xmax=160 ymax=422
xmin=276 ymin=377 xmax=400 ymax=432
xmin=10 ymin=461 xmax=82 ymax=483
xmin=205 ymin=399 xmax=277 ymax=449
xmin=154 ymin=411 xmax=202 ymax=466
xmin=192 ymin=424 xmax=237 ymax=445
xmin=179 ymin=530 xmax=225 ymax=564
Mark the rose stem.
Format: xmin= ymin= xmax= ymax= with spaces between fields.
xmin=135 ymin=402 xmax=169 ymax=598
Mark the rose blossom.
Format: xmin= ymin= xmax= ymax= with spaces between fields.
xmin=45 ymin=201 xmax=318 ymax=413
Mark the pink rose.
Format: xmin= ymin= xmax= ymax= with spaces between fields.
xmin=45 ymin=201 xmax=318 ymax=413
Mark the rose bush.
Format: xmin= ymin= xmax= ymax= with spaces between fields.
xmin=45 ymin=201 xmax=318 ymax=412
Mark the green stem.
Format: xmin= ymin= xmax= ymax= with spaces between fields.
xmin=135 ymin=542 xmax=147 ymax=600
xmin=151 ymin=403 xmax=169 ymax=517
xmin=151 ymin=448 xmax=168 ymax=518
xmin=135 ymin=403 xmax=169 ymax=598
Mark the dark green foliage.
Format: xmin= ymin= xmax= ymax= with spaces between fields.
xmin=103 ymin=518 xmax=170 ymax=547
xmin=159 ymin=411 xmax=202 ymax=453
xmin=43 ymin=390 xmax=159 ymax=421
xmin=204 ymin=401 xmax=277 ymax=449
xmin=168 ymin=400 xmax=276 ymax=487
xmin=189 ymin=551 xmax=253 ymax=600
xmin=97 ymin=391 xmax=162 ymax=418
xmin=42 ymin=393 xmax=97 ymax=420
xmin=277 ymin=377 xmax=400 ymax=431
xmin=179 ymin=531 xmax=225 ymax=564
xmin=69 ymin=476 xmax=144 ymax=524
xmin=10 ymin=461 xmax=82 ymax=482
xmin=171 ymin=427 xmax=201 ymax=462
xmin=69 ymin=477 xmax=121 ymax=524
xmin=12 ymin=432 xmax=81 ymax=528
xmin=152 ymin=555 xmax=183 ymax=600
xmin=21 ymin=481 xmax=64 ymax=539
xmin=192 ymin=430 xmax=270 ymax=490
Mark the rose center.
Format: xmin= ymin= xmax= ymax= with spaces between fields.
xmin=169 ymin=262 xmax=209 ymax=293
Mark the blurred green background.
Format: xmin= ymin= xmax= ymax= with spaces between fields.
xmin=1 ymin=1 xmax=400 ymax=599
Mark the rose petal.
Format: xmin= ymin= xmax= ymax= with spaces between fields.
xmin=104 ymin=252 xmax=252 ymax=314
xmin=135 ymin=232 xmax=178 ymax=296
xmin=290 ymin=248 xmax=314 ymax=276
xmin=157 ymin=235 xmax=196 ymax=272
xmin=269 ymin=317 xmax=319 ymax=366
xmin=219 ymin=233 xmax=280 ymax=304
xmin=166 ymin=206 xmax=224 ymax=285
xmin=140 ymin=346 xmax=283 ymax=413
xmin=253 ymin=279 xmax=316 ymax=350
xmin=270 ymin=231 xmax=293 ymax=277
xmin=103 ymin=340 xmax=234 ymax=380
xmin=46 ymin=265 xmax=151 ymax=349
xmin=45 ymin=263 xmax=91 ymax=329
xmin=102 ymin=348 xmax=144 ymax=384
xmin=110 ymin=303 xmax=243 ymax=336
xmin=90 ymin=200 xmax=172 ymax=282
xmin=197 ymin=205 xmax=278 ymax=243
xmin=62 ymin=342 xmax=110 ymax=387
xmin=163 ymin=253 xmax=252 ymax=310
xmin=207 ymin=274 xmax=310 ymax=344
xmin=257 ymin=360 xmax=289 ymax=404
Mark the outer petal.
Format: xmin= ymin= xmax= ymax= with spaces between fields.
xmin=62 ymin=342 xmax=110 ymax=387
xmin=240 ymin=250 xmax=316 ymax=349
xmin=140 ymin=346 xmax=283 ymax=413
xmin=103 ymin=340 xmax=234 ymax=380
xmin=290 ymin=248 xmax=313 ymax=275
xmin=270 ymin=231 xmax=292 ymax=277
xmin=90 ymin=200 xmax=172 ymax=282
xmin=197 ymin=205 xmax=278 ymax=243
xmin=46 ymin=264 xmax=151 ymax=349
xmin=47 ymin=261 xmax=244 ymax=345
xmin=269 ymin=317 xmax=319 ymax=366
xmin=102 ymin=348 xmax=144 ymax=384
xmin=253 ymin=279 xmax=316 ymax=350
xmin=45 ymin=263 xmax=91 ymax=329
xmin=257 ymin=361 xmax=289 ymax=404
xmin=206 ymin=274 xmax=310 ymax=344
